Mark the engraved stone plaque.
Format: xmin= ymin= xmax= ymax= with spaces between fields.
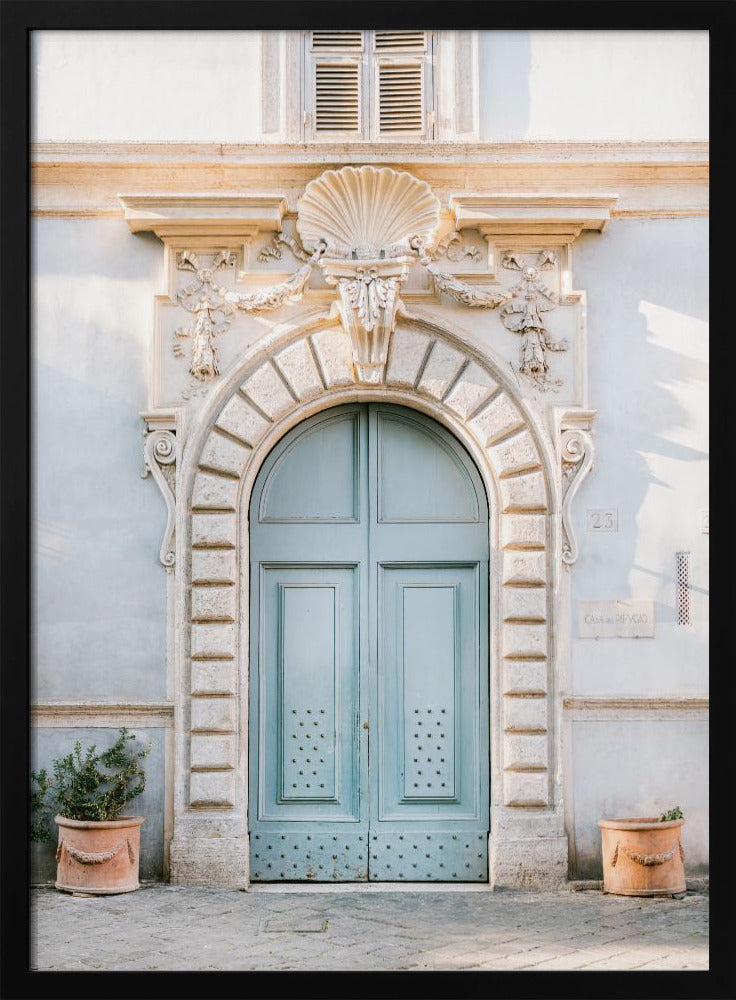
xmin=578 ymin=600 xmax=655 ymax=638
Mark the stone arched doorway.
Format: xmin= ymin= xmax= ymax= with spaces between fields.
xmin=248 ymin=401 xmax=490 ymax=882
xmin=170 ymin=316 xmax=567 ymax=889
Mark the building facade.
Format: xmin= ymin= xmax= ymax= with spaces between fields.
xmin=31 ymin=29 xmax=709 ymax=888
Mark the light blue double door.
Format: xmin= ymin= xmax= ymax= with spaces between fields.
xmin=249 ymin=404 xmax=489 ymax=881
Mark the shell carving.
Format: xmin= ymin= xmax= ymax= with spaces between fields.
xmin=296 ymin=165 xmax=440 ymax=257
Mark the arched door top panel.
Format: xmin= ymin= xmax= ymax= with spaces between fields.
xmin=256 ymin=403 xmax=487 ymax=527
xmin=376 ymin=407 xmax=485 ymax=523
xmin=259 ymin=408 xmax=361 ymax=523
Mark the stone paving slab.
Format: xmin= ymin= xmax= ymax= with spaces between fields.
xmin=30 ymin=883 xmax=708 ymax=972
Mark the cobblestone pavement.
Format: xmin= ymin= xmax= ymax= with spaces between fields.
xmin=30 ymin=883 xmax=708 ymax=972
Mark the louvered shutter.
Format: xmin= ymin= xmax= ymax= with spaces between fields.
xmin=303 ymin=30 xmax=434 ymax=140
xmin=306 ymin=31 xmax=365 ymax=138
xmin=377 ymin=62 xmax=424 ymax=134
xmin=314 ymin=62 xmax=361 ymax=134
xmin=373 ymin=31 xmax=432 ymax=139
xmin=374 ymin=31 xmax=427 ymax=52
xmin=311 ymin=31 xmax=363 ymax=52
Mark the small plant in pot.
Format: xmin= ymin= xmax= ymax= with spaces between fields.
xmin=598 ymin=806 xmax=686 ymax=898
xmin=31 ymin=728 xmax=152 ymax=895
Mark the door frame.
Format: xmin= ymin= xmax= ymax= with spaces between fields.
xmin=169 ymin=313 xmax=569 ymax=890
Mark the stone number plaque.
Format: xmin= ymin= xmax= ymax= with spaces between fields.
xmin=586 ymin=508 xmax=618 ymax=532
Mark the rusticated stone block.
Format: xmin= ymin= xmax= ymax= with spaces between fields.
xmin=190 ymin=734 xmax=237 ymax=770
xmin=190 ymin=623 xmax=236 ymax=659
xmin=502 ymin=551 xmax=547 ymax=586
xmin=504 ymin=695 xmax=548 ymax=733
xmin=417 ymin=341 xmax=465 ymax=400
xmin=241 ymin=362 xmax=294 ymax=420
xmin=191 ymin=513 xmax=237 ymax=549
xmin=500 ymin=472 xmax=548 ymax=511
xmin=190 ymin=696 xmax=236 ymax=733
xmin=502 ymin=660 xmax=548 ymax=695
xmin=191 ymin=660 xmax=237 ymax=695
xmin=502 ymin=771 xmax=549 ymax=807
xmin=311 ymin=329 xmax=355 ymax=387
xmin=501 ymin=514 xmax=547 ymax=550
xmin=503 ymin=733 xmax=549 ymax=771
xmin=191 ymin=549 xmax=237 ymax=585
xmin=470 ymin=393 xmax=524 ymax=445
xmin=169 ymin=836 xmax=248 ymax=888
xmin=199 ymin=433 xmax=252 ymax=478
xmin=215 ymin=394 xmax=270 ymax=448
xmin=385 ymin=327 xmax=430 ymax=387
xmin=191 ymin=472 xmax=239 ymax=511
xmin=443 ymin=362 xmax=498 ymax=420
xmin=488 ymin=430 xmax=541 ymax=478
xmin=503 ymin=623 xmax=548 ymax=659
xmin=191 ymin=585 xmax=236 ymax=622
xmin=489 ymin=836 xmax=567 ymax=889
xmin=274 ymin=338 xmax=324 ymax=399
xmin=503 ymin=587 xmax=547 ymax=622
xmin=189 ymin=770 xmax=236 ymax=807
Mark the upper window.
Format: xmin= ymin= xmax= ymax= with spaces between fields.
xmin=303 ymin=30 xmax=435 ymax=141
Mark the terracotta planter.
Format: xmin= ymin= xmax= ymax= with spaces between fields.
xmin=598 ymin=817 xmax=685 ymax=897
xmin=55 ymin=815 xmax=145 ymax=895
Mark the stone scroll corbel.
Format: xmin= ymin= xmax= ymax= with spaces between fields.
xmin=560 ymin=426 xmax=595 ymax=566
xmin=142 ymin=425 xmax=177 ymax=570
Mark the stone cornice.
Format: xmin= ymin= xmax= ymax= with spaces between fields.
xmin=563 ymin=697 xmax=709 ymax=718
xmin=120 ymin=193 xmax=287 ymax=238
xmin=32 ymin=702 xmax=175 ymax=727
xmin=450 ymin=193 xmax=618 ymax=238
xmin=32 ymin=141 xmax=708 ymax=220
xmin=31 ymin=139 xmax=709 ymax=165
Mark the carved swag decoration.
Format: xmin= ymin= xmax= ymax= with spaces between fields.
xmin=411 ymin=244 xmax=568 ymax=390
xmin=173 ymin=248 xmax=322 ymax=386
xmin=170 ymin=168 xmax=568 ymax=390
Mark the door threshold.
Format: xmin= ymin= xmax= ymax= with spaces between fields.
xmin=248 ymin=882 xmax=493 ymax=893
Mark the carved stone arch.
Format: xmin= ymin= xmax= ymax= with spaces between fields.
xmin=170 ymin=312 xmax=568 ymax=890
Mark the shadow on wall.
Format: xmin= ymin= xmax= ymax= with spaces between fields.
xmin=569 ymin=219 xmax=709 ymax=878
xmin=31 ymin=727 xmax=166 ymax=884
xmin=574 ymin=219 xmax=708 ymax=634
xmin=478 ymin=31 xmax=531 ymax=141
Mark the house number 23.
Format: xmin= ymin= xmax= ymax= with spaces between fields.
xmin=586 ymin=509 xmax=618 ymax=532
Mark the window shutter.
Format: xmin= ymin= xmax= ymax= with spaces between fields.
xmin=303 ymin=30 xmax=434 ymax=140
xmin=375 ymin=31 xmax=426 ymax=52
xmin=311 ymin=31 xmax=363 ymax=52
xmin=305 ymin=31 xmax=366 ymax=138
xmin=377 ymin=61 xmax=424 ymax=135
xmin=314 ymin=61 xmax=361 ymax=134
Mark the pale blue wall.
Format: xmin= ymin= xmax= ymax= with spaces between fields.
xmin=572 ymin=218 xmax=709 ymax=697
xmin=32 ymin=219 xmax=167 ymax=701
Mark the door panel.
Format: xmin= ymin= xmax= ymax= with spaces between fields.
xmin=249 ymin=563 xmax=368 ymax=881
xmin=259 ymin=409 xmax=360 ymax=522
xmin=377 ymin=410 xmax=479 ymax=522
xmin=249 ymin=403 xmax=489 ymax=882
